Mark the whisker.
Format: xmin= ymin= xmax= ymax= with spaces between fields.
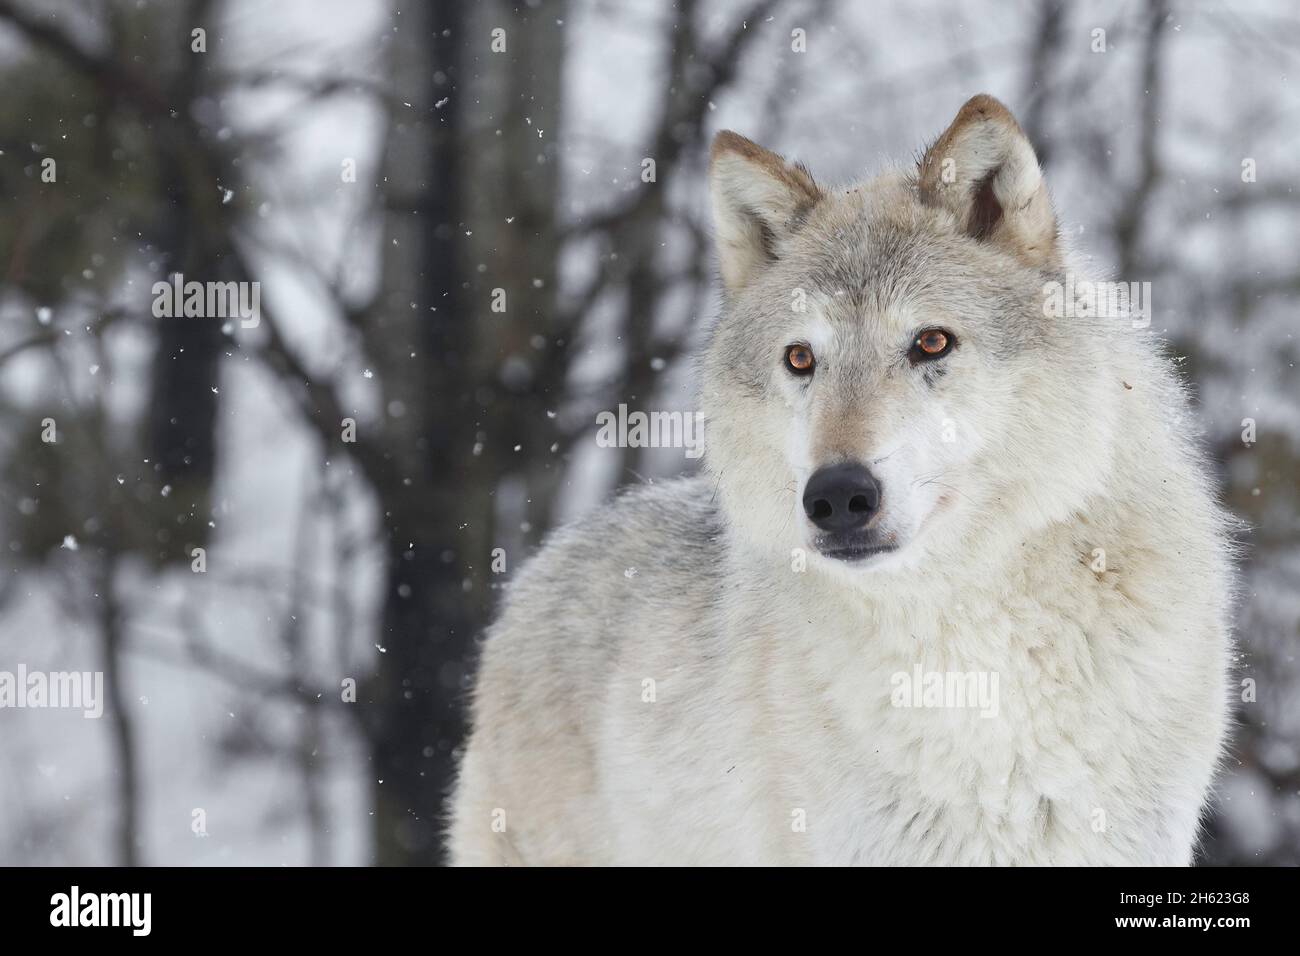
xmin=926 ymin=480 xmax=972 ymax=503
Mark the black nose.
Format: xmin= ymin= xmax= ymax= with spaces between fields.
xmin=802 ymin=463 xmax=882 ymax=532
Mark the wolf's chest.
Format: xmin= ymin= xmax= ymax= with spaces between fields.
xmin=781 ymin=592 xmax=1138 ymax=864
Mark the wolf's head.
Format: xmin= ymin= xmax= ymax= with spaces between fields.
xmin=701 ymin=95 xmax=1122 ymax=580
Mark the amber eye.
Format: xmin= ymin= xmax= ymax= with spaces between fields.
xmin=784 ymin=344 xmax=816 ymax=375
xmin=910 ymin=328 xmax=954 ymax=362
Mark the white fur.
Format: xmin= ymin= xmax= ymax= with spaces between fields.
xmin=449 ymin=99 xmax=1234 ymax=866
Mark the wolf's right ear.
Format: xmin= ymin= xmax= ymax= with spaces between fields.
xmin=709 ymin=131 xmax=822 ymax=294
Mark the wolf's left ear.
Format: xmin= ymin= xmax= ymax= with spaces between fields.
xmin=709 ymin=130 xmax=823 ymax=293
xmin=917 ymin=94 xmax=1059 ymax=269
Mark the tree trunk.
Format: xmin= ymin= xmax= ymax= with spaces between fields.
xmin=367 ymin=0 xmax=555 ymax=866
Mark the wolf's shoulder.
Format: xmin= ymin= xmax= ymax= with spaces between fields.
xmin=503 ymin=475 xmax=725 ymax=612
xmin=473 ymin=476 xmax=724 ymax=703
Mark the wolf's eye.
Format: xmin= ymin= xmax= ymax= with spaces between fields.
xmin=784 ymin=344 xmax=816 ymax=375
xmin=910 ymin=328 xmax=954 ymax=363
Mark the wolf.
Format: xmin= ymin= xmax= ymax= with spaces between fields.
xmin=449 ymin=95 xmax=1234 ymax=865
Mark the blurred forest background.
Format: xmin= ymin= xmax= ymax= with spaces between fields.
xmin=0 ymin=0 xmax=1296 ymax=866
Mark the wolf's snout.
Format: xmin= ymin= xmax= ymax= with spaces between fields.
xmin=802 ymin=463 xmax=882 ymax=532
